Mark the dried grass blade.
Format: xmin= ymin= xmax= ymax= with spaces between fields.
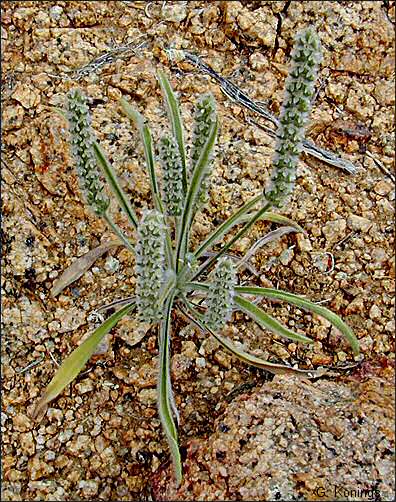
xmin=237 ymin=226 xmax=299 ymax=269
xmin=50 ymin=240 xmax=120 ymax=297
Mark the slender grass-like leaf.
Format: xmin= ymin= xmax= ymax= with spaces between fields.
xmin=200 ymin=251 xmax=259 ymax=276
xmin=158 ymin=293 xmax=182 ymax=486
xmin=176 ymin=118 xmax=218 ymax=269
xmin=157 ymin=71 xmax=187 ymax=193
xmin=193 ymin=194 xmax=262 ymax=259
xmin=33 ymin=302 xmax=136 ymax=419
xmin=120 ymin=98 xmax=175 ymax=269
xmin=119 ymin=99 xmax=164 ymax=212
xmin=50 ymin=240 xmax=120 ymax=297
xmin=102 ymin=212 xmax=135 ymax=253
xmin=185 ymin=282 xmax=312 ymax=343
xmin=194 ymin=209 xmax=304 ymax=262
xmin=180 ymin=303 xmax=326 ymax=377
xmin=235 ymin=295 xmax=313 ymax=343
xmin=95 ymin=296 xmax=135 ymax=314
xmin=192 ymin=193 xmax=303 ymax=264
xmin=93 ymin=142 xmax=138 ymax=229
xmin=142 ymin=124 xmax=163 ymax=209
xmin=235 ymin=286 xmax=360 ymax=355
xmin=237 ymin=212 xmax=304 ymax=231
xmin=185 ymin=282 xmax=358 ymax=354
xmin=192 ymin=201 xmax=271 ymax=280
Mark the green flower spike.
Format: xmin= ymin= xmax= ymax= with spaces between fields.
xmin=265 ymin=27 xmax=322 ymax=208
xmin=135 ymin=210 xmax=165 ymax=323
xmin=159 ymin=135 xmax=184 ymax=216
xmin=204 ymin=257 xmax=236 ymax=331
xmin=66 ymin=89 xmax=109 ymax=216
xmin=190 ymin=93 xmax=217 ymax=206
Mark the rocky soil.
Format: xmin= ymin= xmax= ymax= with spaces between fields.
xmin=152 ymin=368 xmax=395 ymax=501
xmin=2 ymin=1 xmax=395 ymax=501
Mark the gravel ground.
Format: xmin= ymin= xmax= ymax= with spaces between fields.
xmin=2 ymin=1 xmax=395 ymax=501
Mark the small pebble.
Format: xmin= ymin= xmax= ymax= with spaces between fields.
xmin=104 ymin=256 xmax=120 ymax=273
xmin=196 ymin=357 xmax=207 ymax=368
xmin=347 ymin=214 xmax=372 ymax=232
xmin=279 ymin=247 xmax=294 ymax=266
xmin=369 ymin=304 xmax=381 ymax=320
xmin=49 ymin=5 xmax=63 ymax=20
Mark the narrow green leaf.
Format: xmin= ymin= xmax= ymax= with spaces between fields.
xmin=180 ymin=303 xmax=326 ymax=377
xmin=142 ymin=124 xmax=161 ymax=201
xmin=158 ymin=293 xmax=182 ymax=486
xmin=192 ymin=201 xmax=272 ymax=280
xmin=213 ymin=332 xmax=321 ymax=375
xmin=157 ymin=71 xmax=187 ymax=193
xmin=120 ymin=98 xmax=175 ymax=269
xmin=95 ymin=296 xmax=134 ymax=314
xmin=238 ymin=212 xmax=304 ymax=232
xmin=185 ymin=282 xmax=359 ymax=355
xmin=193 ymin=204 xmax=304 ymax=262
xmin=236 ymin=286 xmax=360 ymax=355
xmin=33 ymin=302 xmax=136 ymax=419
xmin=176 ymin=118 xmax=218 ymax=269
xmin=102 ymin=213 xmax=135 ymax=254
xmin=120 ymin=97 xmax=145 ymax=127
xmin=93 ymin=141 xmax=138 ymax=229
xmin=119 ymin=98 xmax=164 ymax=212
xmin=193 ymin=194 xmax=262 ymax=259
xmin=235 ymin=295 xmax=313 ymax=343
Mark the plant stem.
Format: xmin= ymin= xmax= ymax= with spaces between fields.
xmin=103 ymin=213 xmax=134 ymax=253
xmin=158 ymin=271 xmax=177 ymax=308
xmin=158 ymin=290 xmax=182 ymax=485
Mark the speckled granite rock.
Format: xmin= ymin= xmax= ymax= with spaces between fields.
xmin=152 ymin=366 xmax=395 ymax=501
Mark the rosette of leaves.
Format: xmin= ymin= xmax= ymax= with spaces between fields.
xmin=35 ymin=28 xmax=360 ymax=487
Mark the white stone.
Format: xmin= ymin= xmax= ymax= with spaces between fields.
xmin=347 ymin=214 xmax=372 ymax=232
xmin=369 ymin=304 xmax=381 ymax=320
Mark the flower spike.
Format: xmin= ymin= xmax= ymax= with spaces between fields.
xmin=66 ymin=89 xmax=109 ymax=215
xmin=204 ymin=257 xmax=236 ymax=331
xmin=264 ymin=27 xmax=322 ymax=208
xmin=135 ymin=210 xmax=165 ymax=323
xmin=159 ymin=135 xmax=184 ymax=216
xmin=190 ymin=93 xmax=217 ymax=206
